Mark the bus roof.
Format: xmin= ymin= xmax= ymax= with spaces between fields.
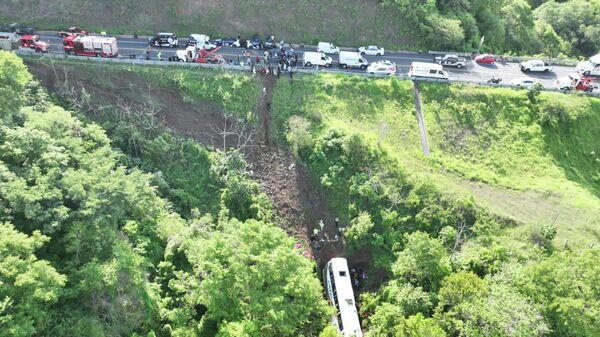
xmin=329 ymin=258 xmax=363 ymax=337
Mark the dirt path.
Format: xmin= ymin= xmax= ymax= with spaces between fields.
xmin=247 ymin=74 xmax=344 ymax=266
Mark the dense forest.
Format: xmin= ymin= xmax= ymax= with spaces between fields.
xmin=2 ymin=50 xmax=600 ymax=337
xmin=386 ymin=0 xmax=600 ymax=56
xmin=0 ymin=52 xmax=330 ymax=337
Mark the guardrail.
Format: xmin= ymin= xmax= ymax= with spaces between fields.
xmin=14 ymin=49 xmax=600 ymax=97
xmin=428 ymin=50 xmax=472 ymax=58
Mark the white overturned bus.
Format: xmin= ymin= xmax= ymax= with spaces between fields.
xmin=323 ymin=258 xmax=363 ymax=337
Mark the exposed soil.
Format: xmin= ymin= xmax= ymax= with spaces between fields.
xmin=248 ymin=74 xmax=344 ymax=266
xmin=26 ymin=60 xmax=346 ymax=266
xmin=25 ymin=61 xmax=226 ymax=149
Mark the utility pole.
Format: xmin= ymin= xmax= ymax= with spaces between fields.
xmin=412 ymin=81 xmax=430 ymax=157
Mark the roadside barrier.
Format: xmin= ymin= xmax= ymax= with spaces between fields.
xmin=15 ymin=49 xmax=599 ymax=97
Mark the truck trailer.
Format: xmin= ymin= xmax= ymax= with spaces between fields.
xmin=63 ymin=35 xmax=118 ymax=57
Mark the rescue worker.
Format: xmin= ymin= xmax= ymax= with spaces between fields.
xmin=157 ymin=51 xmax=162 ymax=61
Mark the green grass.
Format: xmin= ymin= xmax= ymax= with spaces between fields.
xmin=1 ymin=1 xmax=417 ymax=50
xmin=272 ymin=74 xmax=600 ymax=246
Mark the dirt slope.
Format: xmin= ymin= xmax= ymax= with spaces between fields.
xmin=26 ymin=61 xmax=343 ymax=264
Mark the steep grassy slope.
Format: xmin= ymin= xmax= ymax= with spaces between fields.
xmin=1 ymin=0 xmax=414 ymax=49
xmin=272 ymin=74 xmax=600 ymax=246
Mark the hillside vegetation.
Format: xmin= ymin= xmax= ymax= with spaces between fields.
xmin=273 ymin=74 xmax=600 ymax=245
xmin=0 ymin=51 xmax=332 ymax=337
xmin=4 ymin=51 xmax=600 ymax=337
xmin=2 ymin=0 xmax=599 ymax=56
xmin=273 ymin=72 xmax=600 ymax=336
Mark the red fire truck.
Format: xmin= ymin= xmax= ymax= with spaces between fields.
xmin=20 ymin=35 xmax=49 ymax=52
xmin=63 ymin=35 xmax=119 ymax=57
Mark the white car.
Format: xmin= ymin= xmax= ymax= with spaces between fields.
xmin=510 ymin=78 xmax=539 ymax=88
xmin=367 ymin=63 xmax=396 ymax=75
xmin=232 ymin=39 xmax=255 ymax=49
xmin=358 ymin=45 xmax=384 ymax=56
xmin=317 ymin=42 xmax=340 ymax=54
xmin=519 ymin=59 xmax=552 ymax=73
xmin=555 ymin=77 xmax=574 ymax=91
xmin=373 ymin=60 xmax=396 ymax=67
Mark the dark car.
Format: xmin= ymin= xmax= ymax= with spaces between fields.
xmin=214 ymin=37 xmax=237 ymax=46
xmin=148 ymin=32 xmax=178 ymax=48
xmin=247 ymin=36 xmax=262 ymax=49
xmin=58 ymin=26 xmax=87 ymax=38
xmin=2 ymin=23 xmax=35 ymax=35
xmin=262 ymin=35 xmax=277 ymax=50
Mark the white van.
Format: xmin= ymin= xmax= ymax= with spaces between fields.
xmin=303 ymin=51 xmax=333 ymax=67
xmin=317 ymin=42 xmax=340 ymax=54
xmin=576 ymin=54 xmax=600 ymax=76
xmin=408 ymin=62 xmax=449 ymax=80
xmin=187 ymin=34 xmax=216 ymax=50
xmin=338 ymin=51 xmax=368 ymax=69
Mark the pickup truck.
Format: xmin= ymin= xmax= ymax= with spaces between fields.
xmin=434 ymin=54 xmax=466 ymax=68
xmin=519 ymin=59 xmax=552 ymax=73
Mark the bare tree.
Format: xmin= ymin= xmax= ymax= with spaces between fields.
xmin=113 ymin=96 xmax=162 ymax=156
xmin=211 ymin=110 xmax=257 ymax=152
xmin=452 ymin=218 xmax=467 ymax=253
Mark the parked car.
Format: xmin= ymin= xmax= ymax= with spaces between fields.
xmin=510 ymin=78 xmax=538 ymax=88
xmin=214 ymin=37 xmax=237 ymax=47
xmin=474 ymin=54 xmax=495 ymax=64
xmin=434 ymin=54 xmax=466 ymax=68
xmin=338 ymin=51 xmax=368 ymax=69
xmin=232 ymin=38 xmax=255 ymax=49
xmin=576 ymin=53 xmax=600 ymax=76
xmin=554 ymin=77 xmax=593 ymax=92
xmin=58 ymin=26 xmax=87 ymax=38
xmin=317 ymin=42 xmax=340 ymax=54
xmin=367 ymin=62 xmax=396 ymax=75
xmin=555 ymin=72 xmax=594 ymax=92
xmin=186 ymin=34 xmax=216 ymax=50
xmin=0 ymin=32 xmax=19 ymax=50
xmin=19 ymin=35 xmax=49 ymax=52
xmin=148 ymin=32 xmax=178 ymax=48
xmin=408 ymin=62 xmax=449 ymax=80
xmin=2 ymin=23 xmax=35 ymax=35
xmin=375 ymin=60 xmax=396 ymax=67
xmin=358 ymin=45 xmax=384 ymax=56
xmin=520 ymin=59 xmax=552 ymax=73
xmin=262 ymin=35 xmax=277 ymax=50
xmin=247 ymin=36 xmax=262 ymax=49
xmin=303 ymin=51 xmax=332 ymax=67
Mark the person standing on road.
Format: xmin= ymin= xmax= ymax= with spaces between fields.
xmin=145 ymin=46 xmax=151 ymax=60
xmin=289 ymin=66 xmax=293 ymax=79
xmin=157 ymin=51 xmax=162 ymax=61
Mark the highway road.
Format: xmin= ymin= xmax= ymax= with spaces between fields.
xmin=36 ymin=32 xmax=591 ymax=90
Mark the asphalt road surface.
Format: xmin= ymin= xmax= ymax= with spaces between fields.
xmin=37 ymin=32 xmax=589 ymax=90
